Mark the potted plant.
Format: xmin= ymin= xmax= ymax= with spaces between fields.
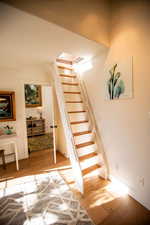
xmin=4 ymin=125 xmax=13 ymax=135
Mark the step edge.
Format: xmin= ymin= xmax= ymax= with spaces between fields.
xmin=70 ymin=120 xmax=89 ymax=125
xmin=76 ymin=141 xmax=95 ymax=149
xmin=79 ymin=152 xmax=98 ymax=161
xmin=73 ymin=130 xmax=92 ymax=136
xmin=82 ymin=164 xmax=101 ymax=175
xmin=68 ymin=111 xmax=86 ymax=114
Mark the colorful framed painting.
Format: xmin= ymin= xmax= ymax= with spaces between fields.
xmin=0 ymin=91 xmax=16 ymax=122
xmin=25 ymin=84 xmax=42 ymax=108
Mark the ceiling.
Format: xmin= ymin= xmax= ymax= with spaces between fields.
xmin=1 ymin=0 xmax=110 ymax=46
xmin=0 ymin=2 xmax=108 ymax=68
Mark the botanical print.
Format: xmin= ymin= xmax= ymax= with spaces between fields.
xmin=25 ymin=84 xmax=42 ymax=107
xmin=106 ymin=57 xmax=133 ymax=100
xmin=107 ymin=64 xmax=125 ymax=99
xmin=0 ymin=92 xmax=16 ymax=122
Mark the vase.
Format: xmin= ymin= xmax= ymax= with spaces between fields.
xmin=5 ymin=129 xmax=12 ymax=135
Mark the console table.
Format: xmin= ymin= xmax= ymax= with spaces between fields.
xmin=26 ymin=119 xmax=45 ymax=137
xmin=0 ymin=133 xmax=19 ymax=171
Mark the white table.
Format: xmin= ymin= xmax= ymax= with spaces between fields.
xmin=0 ymin=133 xmax=19 ymax=171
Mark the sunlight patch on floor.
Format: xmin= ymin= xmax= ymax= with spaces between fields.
xmin=106 ymin=177 xmax=129 ymax=197
xmin=87 ymin=177 xmax=129 ymax=210
xmin=89 ymin=189 xmax=115 ymax=209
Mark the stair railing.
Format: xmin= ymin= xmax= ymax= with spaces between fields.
xmin=75 ymin=70 xmax=109 ymax=179
xmin=50 ymin=61 xmax=84 ymax=193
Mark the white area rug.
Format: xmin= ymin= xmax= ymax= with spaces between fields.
xmin=0 ymin=171 xmax=95 ymax=225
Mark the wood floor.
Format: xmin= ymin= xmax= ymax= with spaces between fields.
xmin=0 ymin=149 xmax=149 ymax=225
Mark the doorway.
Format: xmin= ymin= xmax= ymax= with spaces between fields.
xmin=24 ymin=84 xmax=56 ymax=163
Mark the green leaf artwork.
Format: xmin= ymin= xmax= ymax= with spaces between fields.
xmin=107 ymin=64 xmax=125 ymax=100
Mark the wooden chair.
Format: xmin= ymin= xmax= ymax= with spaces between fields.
xmin=0 ymin=149 xmax=6 ymax=169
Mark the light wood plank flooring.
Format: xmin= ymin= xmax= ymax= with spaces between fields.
xmin=0 ymin=149 xmax=149 ymax=225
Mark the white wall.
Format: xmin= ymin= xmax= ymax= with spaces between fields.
xmin=82 ymin=1 xmax=150 ymax=209
xmin=25 ymin=86 xmax=53 ymax=133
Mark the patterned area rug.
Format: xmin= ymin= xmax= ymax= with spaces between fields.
xmin=0 ymin=171 xmax=95 ymax=225
xmin=28 ymin=133 xmax=53 ymax=152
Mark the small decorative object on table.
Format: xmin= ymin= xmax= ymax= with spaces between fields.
xmin=37 ymin=107 xmax=42 ymax=119
xmin=4 ymin=125 xmax=13 ymax=135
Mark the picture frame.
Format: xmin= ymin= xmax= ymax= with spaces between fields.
xmin=105 ymin=57 xmax=133 ymax=100
xmin=25 ymin=84 xmax=42 ymax=108
xmin=0 ymin=91 xmax=16 ymax=122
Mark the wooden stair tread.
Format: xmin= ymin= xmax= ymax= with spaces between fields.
xmin=58 ymin=66 xmax=72 ymax=71
xmin=56 ymin=59 xmax=72 ymax=65
xmin=64 ymin=91 xmax=80 ymax=94
xmin=76 ymin=141 xmax=95 ymax=149
xmin=60 ymin=74 xmax=76 ymax=78
xmin=70 ymin=120 xmax=88 ymax=125
xmin=66 ymin=101 xmax=83 ymax=103
xmin=82 ymin=164 xmax=101 ymax=176
xmin=68 ymin=110 xmax=86 ymax=114
xmin=73 ymin=130 xmax=92 ymax=136
xmin=62 ymin=82 xmax=78 ymax=86
xmin=79 ymin=152 xmax=98 ymax=161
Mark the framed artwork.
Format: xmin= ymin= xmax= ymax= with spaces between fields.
xmin=0 ymin=91 xmax=16 ymax=122
xmin=105 ymin=57 xmax=133 ymax=100
xmin=25 ymin=84 xmax=42 ymax=108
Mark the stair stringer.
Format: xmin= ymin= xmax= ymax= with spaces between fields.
xmin=75 ymin=72 xmax=109 ymax=179
xmin=51 ymin=62 xmax=84 ymax=194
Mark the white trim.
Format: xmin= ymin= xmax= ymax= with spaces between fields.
xmin=20 ymin=80 xmax=52 ymax=159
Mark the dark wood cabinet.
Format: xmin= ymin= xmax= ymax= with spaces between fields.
xmin=26 ymin=119 xmax=45 ymax=137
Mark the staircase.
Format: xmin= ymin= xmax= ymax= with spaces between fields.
xmin=52 ymin=59 xmax=108 ymax=193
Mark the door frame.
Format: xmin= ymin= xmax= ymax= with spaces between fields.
xmin=22 ymin=81 xmax=56 ymax=161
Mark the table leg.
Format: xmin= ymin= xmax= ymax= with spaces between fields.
xmin=14 ymin=142 xmax=19 ymax=171
xmin=2 ymin=151 xmax=6 ymax=169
